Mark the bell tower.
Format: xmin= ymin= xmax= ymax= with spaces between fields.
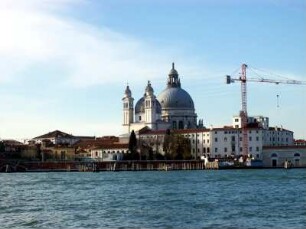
xmin=122 ymin=85 xmax=134 ymax=131
xmin=144 ymin=81 xmax=157 ymax=128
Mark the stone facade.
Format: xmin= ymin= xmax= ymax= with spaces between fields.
xmin=262 ymin=146 xmax=306 ymax=167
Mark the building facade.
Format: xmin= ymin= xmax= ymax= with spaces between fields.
xmin=139 ymin=116 xmax=294 ymax=159
xmin=123 ymin=63 xmax=198 ymax=134
xmin=262 ymin=146 xmax=306 ymax=167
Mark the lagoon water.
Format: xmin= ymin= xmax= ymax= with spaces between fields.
xmin=0 ymin=169 xmax=305 ymax=229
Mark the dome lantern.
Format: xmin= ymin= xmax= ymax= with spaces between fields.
xmin=124 ymin=84 xmax=132 ymax=97
xmin=167 ymin=62 xmax=181 ymax=88
xmin=145 ymin=80 xmax=154 ymax=96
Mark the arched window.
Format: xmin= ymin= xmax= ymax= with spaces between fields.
xmin=271 ymin=153 xmax=278 ymax=157
xmin=294 ymin=153 xmax=300 ymax=157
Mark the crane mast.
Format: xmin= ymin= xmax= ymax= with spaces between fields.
xmin=240 ymin=64 xmax=248 ymax=157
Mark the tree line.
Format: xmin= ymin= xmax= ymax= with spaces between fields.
xmin=123 ymin=129 xmax=192 ymax=160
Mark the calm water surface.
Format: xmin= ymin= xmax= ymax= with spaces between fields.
xmin=0 ymin=169 xmax=305 ymax=229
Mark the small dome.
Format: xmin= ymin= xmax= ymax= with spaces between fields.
xmin=169 ymin=68 xmax=178 ymax=76
xmin=145 ymin=81 xmax=154 ymax=96
xmin=124 ymin=85 xmax=131 ymax=97
xmin=157 ymin=87 xmax=194 ymax=110
xmin=168 ymin=62 xmax=178 ymax=76
xmin=135 ymin=97 xmax=161 ymax=114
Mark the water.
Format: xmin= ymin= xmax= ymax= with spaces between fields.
xmin=0 ymin=169 xmax=305 ymax=229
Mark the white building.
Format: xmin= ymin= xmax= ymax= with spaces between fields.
xmin=123 ymin=63 xmax=199 ymax=134
xmin=90 ymin=143 xmax=129 ymax=161
xmin=232 ymin=115 xmax=269 ymax=129
xmin=139 ymin=116 xmax=294 ymax=160
xmin=262 ymin=146 xmax=306 ymax=167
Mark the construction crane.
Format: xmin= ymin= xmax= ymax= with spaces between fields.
xmin=226 ymin=63 xmax=306 ymax=157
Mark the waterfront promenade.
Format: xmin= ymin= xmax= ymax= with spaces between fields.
xmin=2 ymin=159 xmax=303 ymax=172
xmin=0 ymin=160 xmax=206 ymax=172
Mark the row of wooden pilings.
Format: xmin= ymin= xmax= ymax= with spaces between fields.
xmin=93 ymin=160 xmax=219 ymax=171
xmin=1 ymin=160 xmax=220 ymax=172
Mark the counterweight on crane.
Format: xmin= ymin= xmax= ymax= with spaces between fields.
xmin=226 ymin=64 xmax=306 ymax=157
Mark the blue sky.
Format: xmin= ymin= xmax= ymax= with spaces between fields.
xmin=0 ymin=0 xmax=305 ymax=140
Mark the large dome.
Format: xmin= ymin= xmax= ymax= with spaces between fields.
xmin=157 ymin=87 xmax=194 ymax=110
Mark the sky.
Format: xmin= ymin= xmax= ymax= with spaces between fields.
xmin=0 ymin=0 xmax=305 ymax=141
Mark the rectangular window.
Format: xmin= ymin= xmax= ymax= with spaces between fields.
xmin=173 ymin=121 xmax=177 ymax=129
xmin=256 ymin=136 xmax=259 ymax=141
xmin=215 ymin=148 xmax=218 ymax=153
xmin=249 ymin=147 xmax=252 ymax=152
xmin=215 ymin=138 xmax=218 ymax=142
xmin=256 ymin=147 xmax=259 ymax=152
xmin=224 ymin=147 xmax=227 ymax=153
xmin=207 ymin=147 xmax=210 ymax=153
xmin=249 ymin=137 xmax=252 ymax=141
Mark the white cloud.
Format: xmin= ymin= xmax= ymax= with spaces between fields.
xmin=0 ymin=0 xmax=181 ymax=86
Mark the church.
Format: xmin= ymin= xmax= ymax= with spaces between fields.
xmin=122 ymin=63 xmax=202 ymax=134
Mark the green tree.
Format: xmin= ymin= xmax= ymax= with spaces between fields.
xmin=172 ymin=134 xmax=192 ymax=160
xmin=126 ymin=130 xmax=139 ymax=160
xmin=163 ymin=130 xmax=192 ymax=160
xmin=163 ymin=129 xmax=172 ymax=158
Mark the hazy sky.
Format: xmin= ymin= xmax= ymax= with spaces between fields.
xmin=0 ymin=0 xmax=305 ymax=140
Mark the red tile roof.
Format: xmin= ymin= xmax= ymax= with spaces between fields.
xmin=295 ymin=139 xmax=306 ymax=143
